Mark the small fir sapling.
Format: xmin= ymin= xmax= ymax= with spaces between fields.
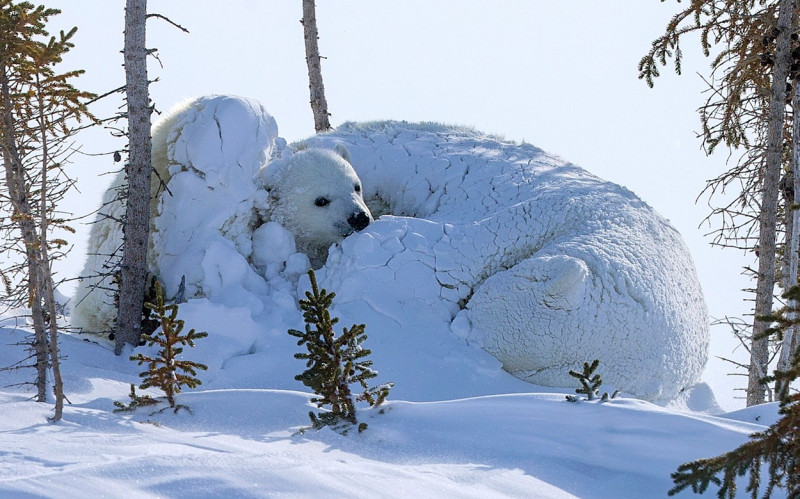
xmin=129 ymin=281 xmax=208 ymax=412
xmin=289 ymin=269 xmax=393 ymax=433
xmin=113 ymin=384 xmax=159 ymax=413
xmin=565 ymin=359 xmax=620 ymax=402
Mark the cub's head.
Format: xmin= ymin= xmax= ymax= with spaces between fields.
xmin=264 ymin=144 xmax=373 ymax=267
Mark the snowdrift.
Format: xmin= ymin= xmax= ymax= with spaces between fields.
xmin=0 ymin=322 xmax=773 ymax=498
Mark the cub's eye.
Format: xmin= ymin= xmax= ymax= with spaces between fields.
xmin=314 ymin=197 xmax=330 ymax=207
xmin=354 ymin=184 xmax=361 ymax=193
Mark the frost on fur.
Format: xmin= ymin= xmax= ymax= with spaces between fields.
xmin=302 ymin=120 xmax=709 ymax=402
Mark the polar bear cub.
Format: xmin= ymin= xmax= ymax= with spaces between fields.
xmin=71 ymin=95 xmax=372 ymax=333
xmin=261 ymin=144 xmax=373 ymax=268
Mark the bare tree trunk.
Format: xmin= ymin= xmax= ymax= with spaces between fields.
xmin=0 ymin=63 xmax=49 ymax=403
xmin=43 ymin=272 xmax=63 ymax=418
xmin=302 ymin=0 xmax=331 ymax=133
xmin=748 ymin=0 xmax=794 ymax=406
xmin=35 ymin=73 xmax=64 ymax=421
xmin=778 ymin=9 xmax=800 ymax=397
xmin=116 ymin=0 xmax=153 ymax=355
xmin=779 ymin=158 xmax=799 ymax=395
xmin=1 ymin=150 xmax=48 ymax=403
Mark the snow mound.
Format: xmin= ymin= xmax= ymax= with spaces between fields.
xmin=152 ymin=95 xmax=282 ymax=302
xmin=0 ymin=323 xmax=769 ymax=498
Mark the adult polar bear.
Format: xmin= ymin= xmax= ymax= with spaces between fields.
xmin=303 ymin=121 xmax=709 ymax=402
xmin=73 ymin=94 xmax=708 ymax=402
xmin=71 ymin=95 xmax=372 ymax=333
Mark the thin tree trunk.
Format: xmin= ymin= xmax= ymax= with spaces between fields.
xmin=748 ymin=0 xmax=794 ymax=406
xmin=302 ymin=0 xmax=331 ymax=132
xmin=778 ymin=9 xmax=800 ymax=397
xmin=0 ymin=151 xmax=48 ymax=402
xmin=116 ymin=0 xmax=153 ymax=354
xmin=788 ymin=5 xmax=800 ymax=378
xmin=35 ymin=73 xmax=64 ymax=421
xmin=1 ymin=62 xmax=49 ymax=402
xmin=43 ymin=271 xmax=63 ymax=418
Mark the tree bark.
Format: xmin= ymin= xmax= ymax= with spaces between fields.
xmin=35 ymin=72 xmax=64 ymax=420
xmin=778 ymin=8 xmax=800 ymax=396
xmin=116 ymin=0 xmax=153 ymax=355
xmin=0 ymin=62 xmax=49 ymax=403
xmin=302 ymin=0 xmax=331 ymax=132
xmin=748 ymin=0 xmax=794 ymax=406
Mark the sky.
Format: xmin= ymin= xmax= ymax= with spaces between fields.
xmin=42 ymin=1 xmax=752 ymax=409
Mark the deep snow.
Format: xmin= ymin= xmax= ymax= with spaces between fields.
xmin=0 ymin=315 xmax=781 ymax=498
xmin=74 ymin=96 xmax=709 ymax=403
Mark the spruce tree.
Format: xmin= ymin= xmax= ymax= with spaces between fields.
xmin=0 ymin=1 xmax=94 ymax=421
xmin=669 ymin=356 xmax=799 ymax=498
xmin=129 ymin=281 xmax=207 ymax=412
xmin=640 ymin=0 xmax=800 ymax=407
xmin=289 ymin=269 xmax=392 ymax=433
xmin=565 ymin=359 xmax=619 ymax=403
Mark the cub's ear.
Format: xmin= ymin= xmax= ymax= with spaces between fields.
xmin=333 ymin=143 xmax=351 ymax=163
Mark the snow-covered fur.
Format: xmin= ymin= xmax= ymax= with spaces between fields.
xmin=71 ymin=94 xmax=706 ymax=403
xmin=68 ymin=95 xmax=234 ymax=334
xmin=70 ymin=95 xmax=371 ymax=332
xmin=302 ymin=121 xmax=709 ymax=402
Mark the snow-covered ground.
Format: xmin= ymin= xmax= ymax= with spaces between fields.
xmin=0 ymin=310 xmax=781 ymax=498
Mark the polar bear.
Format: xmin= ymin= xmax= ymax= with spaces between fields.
xmin=259 ymin=145 xmax=373 ymax=268
xmin=71 ymin=95 xmax=372 ymax=333
xmin=300 ymin=121 xmax=709 ymax=402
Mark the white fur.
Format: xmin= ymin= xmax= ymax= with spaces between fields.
xmin=69 ymin=98 xmax=190 ymax=333
xmin=260 ymin=146 xmax=373 ymax=267
xmin=71 ymin=95 xmax=371 ymax=332
xmin=300 ymin=121 xmax=710 ymax=402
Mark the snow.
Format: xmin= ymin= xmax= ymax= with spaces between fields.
xmin=142 ymin=99 xmax=708 ymax=402
xmin=0 ymin=318 xmax=779 ymax=498
xmin=152 ymin=95 xmax=279 ymax=301
xmin=69 ymin=96 xmax=281 ymax=333
xmin=1 ymin=98 xmax=784 ymax=497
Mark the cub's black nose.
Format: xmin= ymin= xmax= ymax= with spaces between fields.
xmin=348 ymin=211 xmax=371 ymax=231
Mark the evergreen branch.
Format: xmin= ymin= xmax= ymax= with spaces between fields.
xmin=290 ymin=269 xmax=392 ymax=433
xmin=670 ymin=287 xmax=800 ymax=497
xmin=129 ymin=281 xmax=207 ymax=408
xmin=565 ymin=359 xmax=618 ymax=403
xmin=113 ymin=384 xmax=159 ymax=413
